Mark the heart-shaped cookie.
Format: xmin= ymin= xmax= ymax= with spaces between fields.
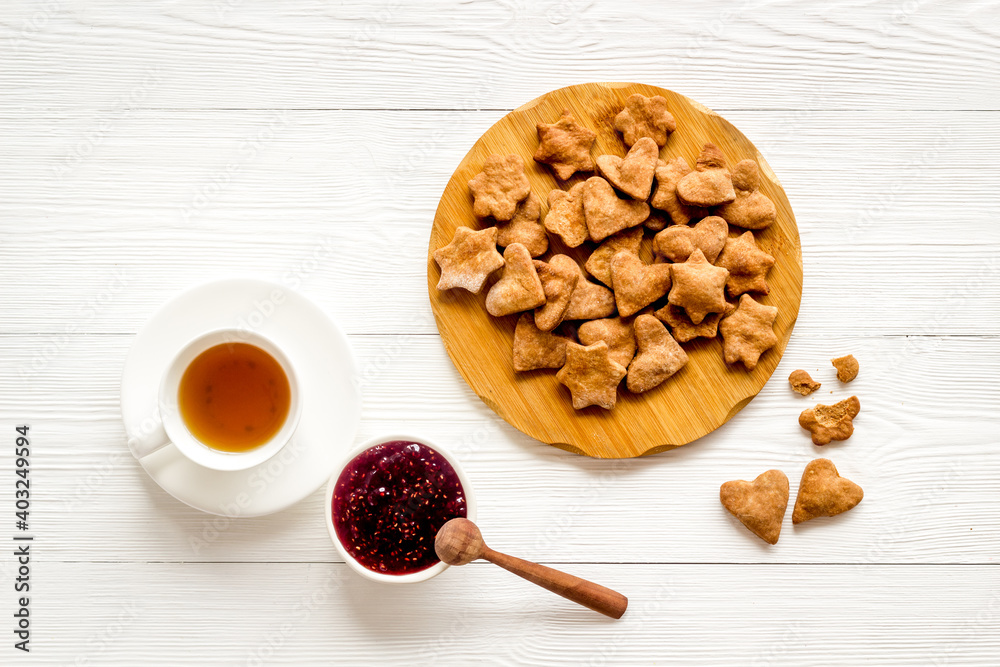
xmin=653 ymin=215 xmax=728 ymax=263
xmin=792 ymin=459 xmax=863 ymax=524
xmin=609 ymin=251 xmax=672 ymax=318
xmin=596 ymin=137 xmax=659 ymax=200
xmin=720 ymin=469 xmax=789 ymax=545
xmin=583 ymin=176 xmax=649 ymax=242
xmin=485 ymin=243 xmax=545 ymax=317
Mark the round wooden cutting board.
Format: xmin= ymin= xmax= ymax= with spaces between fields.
xmin=427 ymin=82 xmax=803 ymax=459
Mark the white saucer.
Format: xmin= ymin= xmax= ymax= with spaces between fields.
xmin=121 ymin=279 xmax=361 ymax=517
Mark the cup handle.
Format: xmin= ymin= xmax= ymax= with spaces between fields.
xmin=127 ymin=414 xmax=171 ymax=460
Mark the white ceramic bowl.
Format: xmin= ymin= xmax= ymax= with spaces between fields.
xmin=325 ymin=434 xmax=477 ymax=584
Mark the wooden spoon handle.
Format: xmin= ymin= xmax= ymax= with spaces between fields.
xmin=481 ymin=547 xmax=628 ymax=619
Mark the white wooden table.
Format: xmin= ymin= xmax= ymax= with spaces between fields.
xmin=1 ymin=1 xmax=998 ymax=664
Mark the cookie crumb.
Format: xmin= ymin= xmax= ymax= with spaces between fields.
xmin=831 ymin=354 xmax=859 ymax=382
xmin=788 ymin=369 xmax=821 ymax=396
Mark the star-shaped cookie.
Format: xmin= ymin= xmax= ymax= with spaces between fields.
xmin=715 ymin=230 xmax=775 ymax=297
xmin=667 ymin=248 xmax=729 ymax=324
xmin=433 ymin=226 xmax=505 ymax=293
xmin=533 ymin=109 xmax=597 ymax=180
xmin=556 ymin=341 xmax=627 ymax=410
xmin=719 ymin=294 xmax=778 ymax=370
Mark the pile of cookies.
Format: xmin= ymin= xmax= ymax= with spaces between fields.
xmin=434 ymin=94 xmax=780 ymax=410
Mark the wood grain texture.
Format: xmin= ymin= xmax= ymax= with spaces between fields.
xmin=0 ymin=1 xmax=997 ymax=111
xmin=2 ymin=333 xmax=997 ymax=564
xmin=1 ymin=110 xmax=998 ymax=338
xmin=1 ymin=0 xmax=999 ymax=663
xmin=428 ymin=83 xmax=802 ymax=458
xmin=15 ymin=562 xmax=1000 ymax=666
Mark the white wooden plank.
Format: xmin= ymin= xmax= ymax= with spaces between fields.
xmin=11 ymin=562 xmax=999 ymax=666
xmin=0 ymin=110 xmax=997 ymax=336
xmin=1 ymin=333 xmax=996 ymax=564
xmin=0 ymin=1 xmax=997 ymax=110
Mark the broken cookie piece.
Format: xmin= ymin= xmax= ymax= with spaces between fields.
xmin=788 ymin=369 xmax=821 ymax=396
xmin=799 ymin=396 xmax=861 ymax=446
xmin=831 ymin=355 xmax=859 ymax=383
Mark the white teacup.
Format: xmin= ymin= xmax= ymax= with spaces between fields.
xmin=127 ymin=328 xmax=302 ymax=472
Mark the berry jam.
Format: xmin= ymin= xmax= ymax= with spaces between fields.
xmin=332 ymin=441 xmax=468 ymax=575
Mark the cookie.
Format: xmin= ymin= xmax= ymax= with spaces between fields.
xmin=512 ymin=312 xmax=568 ymax=372
xmin=667 ymin=248 xmax=729 ymax=325
xmin=720 ymin=469 xmax=789 ymax=545
xmin=582 ymin=176 xmax=650 ymax=242
xmin=545 ymin=182 xmax=589 ymax=248
xmin=433 ymin=226 xmax=505 ymax=293
xmin=653 ymin=303 xmax=727 ymax=343
xmin=609 ymin=251 xmax=672 ymax=318
xmin=653 ymin=215 xmax=728 ymax=264
xmin=831 ymin=355 xmax=859 ymax=383
xmin=650 ymin=157 xmax=707 ymax=225
xmin=533 ymin=255 xmax=580 ymax=332
xmin=578 ymin=317 xmax=636 ymax=369
xmin=719 ymin=294 xmax=778 ymax=370
xmin=676 ymin=144 xmax=736 ymax=207
xmin=495 ymin=192 xmax=548 ymax=257
xmin=596 ymin=137 xmax=659 ymax=200
xmin=644 ymin=210 xmax=670 ymax=232
xmin=469 ymin=154 xmax=531 ymax=221
xmin=788 ymin=370 xmax=821 ymax=396
xmin=799 ymin=396 xmax=861 ymax=446
xmin=485 ymin=243 xmax=546 ymax=317
xmin=584 ymin=227 xmax=644 ymax=287
xmin=556 ymin=341 xmax=627 ymax=410
xmin=626 ymin=314 xmax=688 ymax=393
xmin=715 ymin=230 xmax=775 ymax=297
xmin=563 ymin=258 xmax=617 ymax=320
xmin=715 ymin=159 xmax=776 ymax=230
xmin=792 ymin=458 xmax=863 ymax=524
xmin=613 ymin=93 xmax=676 ymax=147
xmin=533 ymin=109 xmax=597 ymax=180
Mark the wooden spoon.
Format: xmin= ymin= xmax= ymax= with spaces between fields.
xmin=435 ymin=517 xmax=628 ymax=619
